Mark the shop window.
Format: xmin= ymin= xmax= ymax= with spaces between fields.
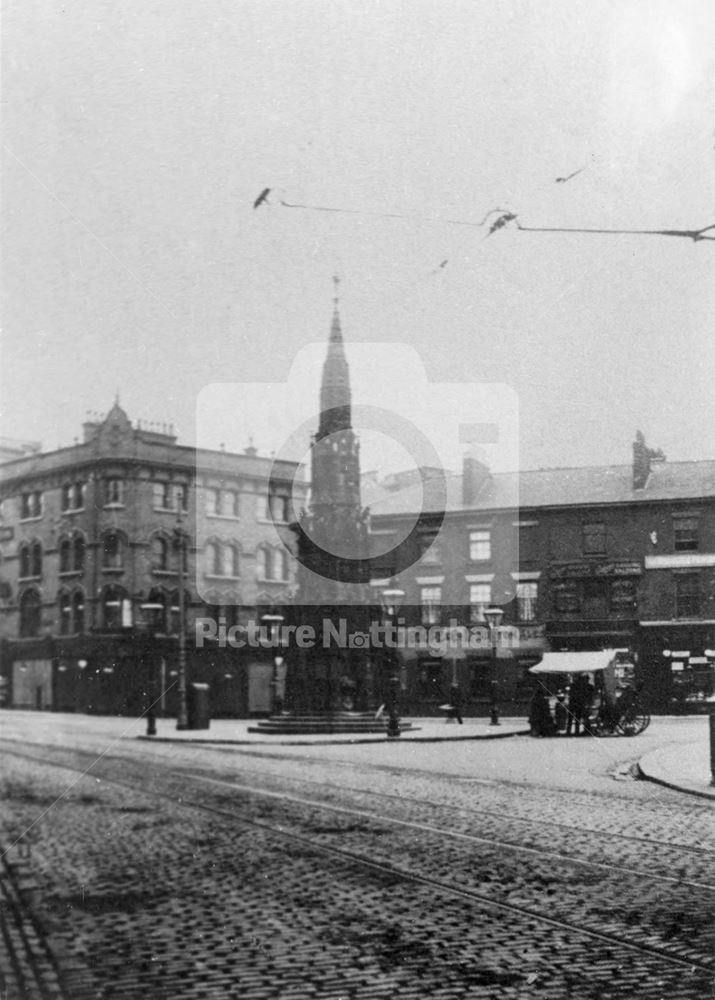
xmin=611 ymin=578 xmax=636 ymax=610
xmin=554 ymin=581 xmax=580 ymax=613
xmin=418 ymin=659 xmax=443 ymax=699
xmin=582 ymin=579 xmax=607 ymax=616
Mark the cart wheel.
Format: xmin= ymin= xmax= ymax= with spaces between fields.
xmin=616 ymin=703 xmax=650 ymax=737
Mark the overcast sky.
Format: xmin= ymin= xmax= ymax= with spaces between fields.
xmin=3 ymin=0 xmax=714 ymax=476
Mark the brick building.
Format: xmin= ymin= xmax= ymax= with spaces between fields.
xmin=0 ymin=401 xmax=305 ymax=716
xmin=365 ymin=434 xmax=715 ymax=714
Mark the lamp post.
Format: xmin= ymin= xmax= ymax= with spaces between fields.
xmin=140 ymin=601 xmax=165 ymax=736
xmin=261 ymin=613 xmax=285 ymax=716
xmin=483 ymin=606 xmax=504 ymax=726
xmin=174 ymin=515 xmax=189 ymax=731
xmin=381 ymin=587 xmax=405 ymax=738
xmin=705 ymin=649 xmax=715 ymax=786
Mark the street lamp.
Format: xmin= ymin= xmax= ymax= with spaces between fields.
xmin=381 ymin=587 xmax=405 ymax=738
xmin=140 ymin=601 xmax=165 ymax=736
xmin=483 ymin=606 xmax=504 ymax=726
xmin=261 ymin=613 xmax=285 ymax=716
xmin=173 ymin=515 xmax=190 ymax=731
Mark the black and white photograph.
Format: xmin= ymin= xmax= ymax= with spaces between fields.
xmin=1 ymin=2 xmax=714 ymax=998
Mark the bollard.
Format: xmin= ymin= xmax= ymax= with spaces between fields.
xmin=710 ymin=710 xmax=715 ymax=786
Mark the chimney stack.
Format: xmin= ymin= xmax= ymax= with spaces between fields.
xmin=633 ymin=431 xmax=666 ymax=490
xmin=463 ymin=449 xmax=491 ymax=506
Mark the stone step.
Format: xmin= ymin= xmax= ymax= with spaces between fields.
xmin=247 ymin=713 xmax=414 ymax=735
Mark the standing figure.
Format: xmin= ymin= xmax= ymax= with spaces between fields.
xmin=566 ymin=673 xmax=591 ymax=736
xmin=449 ymin=683 xmax=463 ymax=724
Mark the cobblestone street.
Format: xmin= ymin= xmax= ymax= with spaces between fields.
xmin=1 ymin=712 xmax=713 ymax=999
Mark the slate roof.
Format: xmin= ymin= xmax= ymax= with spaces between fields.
xmin=363 ymin=459 xmax=715 ymax=519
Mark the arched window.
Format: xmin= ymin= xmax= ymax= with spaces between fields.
xmin=31 ymin=542 xmax=42 ymax=578
xmin=102 ymin=532 xmax=123 ymax=569
xmin=59 ymin=538 xmax=72 ymax=574
xmin=274 ymin=549 xmax=288 ymax=582
xmin=58 ymin=590 xmax=72 ymax=634
xmin=72 ymin=589 xmax=85 ymax=633
xmin=20 ymin=589 xmax=42 ymax=637
xmin=73 ymin=535 xmax=85 ymax=572
xmin=19 ymin=544 xmax=31 ymax=579
xmin=145 ymin=587 xmax=168 ymax=632
xmin=102 ymin=585 xmax=126 ymax=628
xmin=205 ymin=541 xmax=221 ymax=576
xmin=151 ymin=535 xmax=169 ymax=572
xmin=222 ymin=543 xmax=239 ymax=578
xmin=256 ymin=547 xmax=267 ymax=580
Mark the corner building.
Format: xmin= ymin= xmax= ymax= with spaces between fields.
xmin=0 ymin=402 xmax=305 ymax=716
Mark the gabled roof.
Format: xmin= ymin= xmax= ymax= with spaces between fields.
xmin=364 ymin=459 xmax=715 ymax=519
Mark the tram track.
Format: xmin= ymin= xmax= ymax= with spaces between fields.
xmin=1 ymin=740 xmax=714 ymax=980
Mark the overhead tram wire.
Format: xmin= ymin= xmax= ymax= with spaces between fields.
xmin=275 ymin=196 xmax=715 ymax=244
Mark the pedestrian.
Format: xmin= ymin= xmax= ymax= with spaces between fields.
xmin=448 ymin=683 xmax=463 ymax=724
xmin=554 ymin=690 xmax=568 ymax=733
xmin=566 ymin=673 xmax=590 ymax=736
xmin=529 ymin=686 xmax=555 ymax=737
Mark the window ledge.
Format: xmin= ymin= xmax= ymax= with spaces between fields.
xmin=257 ymin=577 xmax=289 ymax=584
xmin=18 ymin=575 xmax=42 ymax=583
xmin=152 ymin=569 xmax=178 ymax=577
xmin=102 ymin=567 xmax=125 ymax=574
xmin=204 ymin=573 xmax=241 ymax=582
xmin=206 ymin=513 xmax=241 ymax=521
xmin=59 ymin=570 xmax=83 ymax=578
xmin=153 ymin=506 xmax=187 ymax=514
xmin=19 ymin=516 xmax=43 ymax=523
xmin=60 ymin=507 xmax=85 ymax=515
xmin=103 ymin=503 xmax=125 ymax=510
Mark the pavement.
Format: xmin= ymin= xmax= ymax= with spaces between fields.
xmin=135 ymin=715 xmax=529 ymax=745
xmin=137 ymin=714 xmax=715 ymax=799
xmin=637 ymin=739 xmax=715 ymax=800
